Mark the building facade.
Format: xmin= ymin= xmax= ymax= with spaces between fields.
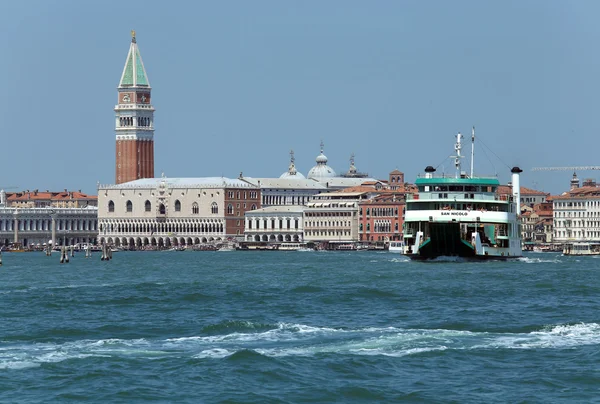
xmin=552 ymin=186 xmax=600 ymax=243
xmin=0 ymin=189 xmax=98 ymax=248
xmin=358 ymin=193 xmax=406 ymax=244
xmin=97 ymin=176 xmax=260 ymax=248
xmin=115 ymin=31 xmax=154 ymax=184
xmin=303 ymin=191 xmax=366 ymax=246
xmin=244 ymin=206 xmax=304 ymax=243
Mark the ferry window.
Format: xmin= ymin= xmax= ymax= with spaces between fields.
xmin=449 ymin=185 xmax=462 ymax=192
xmin=465 ymin=185 xmax=476 ymax=192
xmin=439 ymin=186 xmax=448 ymax=191
xmin=418 ymin=186 xmax=425 ymax=192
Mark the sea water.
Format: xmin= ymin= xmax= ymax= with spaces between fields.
xmin=0 ymin=251 xmax=599 ymax=402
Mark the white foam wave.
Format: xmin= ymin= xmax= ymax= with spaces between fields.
xmin=192 ymin=348 xmax=233 ymax=359
xmin=518 ymin=257 xmax=563 ymax=264
xmin=0 ymin=361 xmax=40 ymax=370
xmin=2 ymin=323 xmax=599 ymax=369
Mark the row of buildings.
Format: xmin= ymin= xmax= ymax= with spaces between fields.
xmin=0 ymin=190 xmax=98 ymax=248
xmin=96 ymin=168 xmax=412 ymax=249
xmin=3 ymin=32 xmax=599 ymax=251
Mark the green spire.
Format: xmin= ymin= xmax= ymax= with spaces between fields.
xmin=118 ymin=32 xmax=150 ymax=88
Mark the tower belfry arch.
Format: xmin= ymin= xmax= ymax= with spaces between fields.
xmin=115 ymin=30 xmax=155 ymax=184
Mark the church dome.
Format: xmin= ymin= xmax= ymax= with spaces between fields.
xmin=307 ymin=142 xmax=336 ymax=180
xmin=280 ymin=171 xmax=306 ymax=179
xmin=280 ymin=150 xmax=306 ymax=179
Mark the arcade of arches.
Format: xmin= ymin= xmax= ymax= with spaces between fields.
xmin=98 ymin=217 xmax=226 ymax=248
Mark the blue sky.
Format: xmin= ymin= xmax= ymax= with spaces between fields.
xmin=0 ymin=1 xmax=597 ymax=195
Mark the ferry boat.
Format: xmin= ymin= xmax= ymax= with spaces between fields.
xmin=279 ymin=243 xmax=309 ymax=251
xmin=402 ymin=130 xmax=522 ymax=260
xmin=562 ymin=242 xmax=600 ymax=256
xmin=388 ymin=241 xmax=404 ymax=253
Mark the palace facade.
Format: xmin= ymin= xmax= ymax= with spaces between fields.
xmin=97 ymin=176 xmax=260 ymax=248
xmin=0 ymin=190 xmax=98 ymax=248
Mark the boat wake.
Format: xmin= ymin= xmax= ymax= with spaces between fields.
xmin=2 ymin=322 xmax=599 ymax=368
xmin=518 ymin=256 xmax=563 ymax=264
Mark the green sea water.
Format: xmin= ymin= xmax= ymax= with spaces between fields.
xmin=1 ymin=250 xmax=599 ymax=403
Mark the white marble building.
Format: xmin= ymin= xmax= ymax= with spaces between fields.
xmin=0 ymin=207 xmax=98 ymax=248
xmin=552 ymin=185 xmax=600 ymax=243
xmin=97 ymin=176 xmax=260 ymax=248
xmin=244 ymin=206 xmax=304 ymax=243
xmin=303 ymin=191 xmax=367 ymax=245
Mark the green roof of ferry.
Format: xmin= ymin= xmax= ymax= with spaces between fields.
xmin=415 ymin=177 xmax=500 ymax=186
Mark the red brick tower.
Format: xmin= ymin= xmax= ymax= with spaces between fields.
xmin=115 ymin=30 xmax=155 ymax=184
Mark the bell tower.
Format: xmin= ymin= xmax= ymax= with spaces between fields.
xmin=115 ymin=30 xmax=155 ymax=184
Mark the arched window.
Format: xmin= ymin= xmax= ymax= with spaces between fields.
xmin=251 ymin=204 xmax=257 ymax=210
xmin=126 ymin=200 xmax=133 ymax=213
xmin=227 ymin=204 xmax=233 ymax=214
xmin=175 ymin=200 xmax=181 ymax=212
xmin=159 ymin=203 xmax=166 ymax=215
xmin=145 ymin=200 xmax=151 ymax=212
xmin=192 ymin=202 xmax=199 ymax=214
xmin=211 ymin=202 xmax=218 ymax=214
xmin=108 ymin=200 xmax=115 ymax=213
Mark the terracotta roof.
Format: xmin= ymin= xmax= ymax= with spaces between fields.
xmin=389 ymin=169 xmax=404 ymax=175
xmin=497 ymin=185 xmax=549 ymax=196
xmin=552 ymin=186 xmax=600 ymax=200
xmin=7 ymin=190 xmax=97 ymax=201
xmin=337 ymin=186 xmax=381 ymax=194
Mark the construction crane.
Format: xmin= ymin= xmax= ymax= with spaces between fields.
xmin=531 ymin=166 xmax=600 ymax=171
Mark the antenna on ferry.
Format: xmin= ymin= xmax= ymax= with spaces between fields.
xmin=454 ymin=132 xmax=463 ymax=178
xmin=470 ymin=126 xmax=475 ymax=178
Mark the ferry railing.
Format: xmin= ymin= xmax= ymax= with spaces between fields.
xmin=405 ymin=193 xmax=513 ymax=202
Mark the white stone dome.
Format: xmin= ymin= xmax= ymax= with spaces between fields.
xmin=280 ymin=171 xmax=306 ymax=179
xmin=280 ymin=149 xmax=305 ymax=179
xmin=307 ymin=142 xmax=336 ymax=180
xmin=307 ymin=164 xmax=336 ymax=180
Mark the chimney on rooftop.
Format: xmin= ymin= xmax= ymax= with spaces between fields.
xmin=583 ymin=178 xmax=596 ymax=187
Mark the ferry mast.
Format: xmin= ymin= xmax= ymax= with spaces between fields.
xmin=452 ymin=132 xmax=464 ymax=178
xmin=470 ymin=126 xmax=475 ymax=178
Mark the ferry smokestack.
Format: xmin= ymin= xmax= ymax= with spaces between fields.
xmin=511 ymin=167 xmax=523 ymax=215
xmin=424 ymin=166 xmax=436 ymax=179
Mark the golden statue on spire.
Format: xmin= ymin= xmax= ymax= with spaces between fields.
xmin=131 ymin=30 xmax=136 ymax=43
